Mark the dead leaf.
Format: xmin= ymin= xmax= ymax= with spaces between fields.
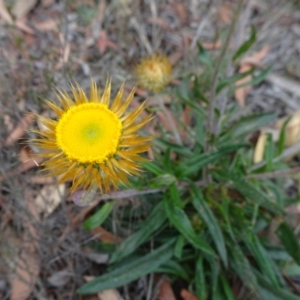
xmin=235 ymin=46 xmax=270 ymax=106
xmin=180 ymin=289 xmax=198 ymax=300
xmin=41 ymin=0 xmax=55 ymax=7
xmin=47 ymin=270 xmax=72 ymax=287
xmin=0 ymin=0 xmax=13 ymax=24
xmin=84 ymin=277 xmax=124 ymax=300
xmin=12 ymin=0 xmax=37 ymax=19
xmin=98 ymin=289 xmax=123 ymax=300
xmin=202 ymin=40 xmax=222 ymax=50
xmin=174 ymin=2 xmax=188 ymax=24
xmin=147 ymin=17 xmax=172 ymax=31
xmin=157 ymin=278 xmax=176 ymax=300
xmin=234 ymin=63 xmax=252 ymax=106
xmin=4 ymin=113 xmax=34 ymax=147
xmin=241 ymin=46 xmax=270 ymax=66
xmin=253 ymin=130 xmax=267 ymax=163
xmin=34 ymin=19 xmax=57 ymax=32
xmin=97 ymin=30 xmax=118 ymax=54
xmin=91 ymin=227 xmax=123 ymax=244
xmin=219 ymin=4 xmax=232 ymax=24
xmin=10 ymin=189 xmax=40 ymax=300
xmin=34 ymin=184 xmax=65 ymax=218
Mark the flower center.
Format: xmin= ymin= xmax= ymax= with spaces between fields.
xmin=56 ymin=103 xmax=122 ymax=163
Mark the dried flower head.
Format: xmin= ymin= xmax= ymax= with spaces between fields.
xmin=135 ymin=54 xmax=172 ymax=92
xmin=32 ymin=81 xmax=153 ymax=193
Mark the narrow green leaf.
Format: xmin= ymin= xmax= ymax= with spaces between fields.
xmin=195 ymin=255 xmax=207 ymax=300
xmin=220 ymin=275 xmax=235 ymax=300
xmin=77 ymin=239 xmax=175 ymax=294
xmin=197 ymin=42 xmax=213 ymax=68
xmin=156 ymin=139 xmax=193 ymax=156
xmin=83 ymin=201 xmax=115 ymax=230
xmin=229 ymin=242 xmax=258 ymax=291
xmin=217 ymin=67 xmax=255 ymax=93
xmin=110 ymin=202 xmax=167 ymax=263
xmin=156 ymin=260 xmax=190 ymax=281
xmin=233 ymin=26 xmax=256 ymax=61
xmin=234 ymin=66 xmax=271 ymax=90
xmin=141 ymin=161 xmax=164 ymax=176
xmin=179 ymin=143 xmax=246 ymax=177
xmin=216 ymin=172 xmax=283 ymax=214
xmin=164 ymin=195 xmax=216 ymax=257
xmin=244 ymin=230 xmax=279 ymax=287
xmin=277 ymin=116 xmax=291 ymax=156
xmin=191 ymin=187 xmax=227 ymax=267
xmin=168 ymin=183 xmax=184 ymax=208
xmin=221 ymin=113 xmax=276 ymax=141
xmin=208 ymin=256 xmax=220 ymax=298
xmin=255 ymin=270 xmax=300 ymax=300
xmin=174 ymin=235 xmax=185 ymax=259
xmin=276 ymin=221 xmax=300 ymax=265
xmin=265 ymin=133 xmax=275 ymax=171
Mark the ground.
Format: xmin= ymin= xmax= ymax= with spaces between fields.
xmin=0 ymin=0 xmax=300 ymax=299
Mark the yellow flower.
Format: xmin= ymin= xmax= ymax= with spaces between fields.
xmin=135 ymin=54 xmax=172 ymax=92
xmin=32 ymin=81 xmax=153 ymax=193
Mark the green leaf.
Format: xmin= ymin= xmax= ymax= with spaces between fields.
xmin=229 ymin=242 xmax=258 ymax=291
xmin=178 ymin=143 xmax=246 ymax=177
xmin=77 ymin=239 xmax=175 ymax=294
xmin=265 ymin=133 xmax=275 ymax=171
xmin=233 ymin=26 xmax=256 ymax=61
xmin=197 ymin=42 xmax=213 ymax=68
xmin=83 ymin=201 xmax=115 ymax=230
xmin=233 ymin=66 xmax=272 ymax=90
xmin=156 ymin=139 xmax=193 ymax=157
xmin=110 ymin=202 xmax=167 ymax=263
xmin=141 ymin=161 xmax=164 ymax=176
xmin=208 ymin=256 xmax=220 ymax=298
xmin=244 ymin=230 xmax=279 ymax=287
xmin=156 ymin=260 xmax=190 ymax=281
xmin=255 ymin=270 xmax=300 ymax=300
xmin=191 ymin=187 xmax=227 ymax=267
xmin=277 ymin=116 xmax=291 ymax=156
xmin=168 ymin=183 xmax=184 ymax=208
xmin=222 ymin=113 xmax=276 ymax=143
xmin=174 ymin=235 xmax=185 ymax=259
xmin=276 ymin=221 xmax=300 ymax=265
xmin=216 ymin=172 xmax=283 ymax=214
xmin=164 ymin=194 xmax=216 ymax=257
xmin=220 ymin=275 xmax=235 ymax=300
xmin=195 ymin=255 xmax=207 ymax=299
xmin=217 ymin=67 xmax=255 ymax=93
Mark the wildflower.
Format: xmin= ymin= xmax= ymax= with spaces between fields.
xmin=32 ymin=81 xmax=153 ymax=193
xmin=135 ymin=54 xmax=172 ymax=92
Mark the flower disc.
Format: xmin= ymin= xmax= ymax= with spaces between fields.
xmin=56 ymin=103 xmax=122 ymax=163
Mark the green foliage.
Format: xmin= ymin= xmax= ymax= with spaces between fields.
xmin=78 ymin=25 xmax=300 ymax=299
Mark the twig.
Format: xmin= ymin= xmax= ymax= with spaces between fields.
xmin=157 ymin=94 xmax=183 ymax=145
xmin=190 ymin=3 xmax=213 ymax=50
xmin=120 ymin=0 xmax=153 ymax=54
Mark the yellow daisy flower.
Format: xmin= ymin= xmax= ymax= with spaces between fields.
xmin=32 ymin=81 xmax=153 ymax=193
xmin=135 ymin=54 xmax=172 ymax=92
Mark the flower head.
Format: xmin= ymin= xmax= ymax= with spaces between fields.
xmin=32 ymin=81 xmax=153 ymax=193
xmin=135 ymin=54 xmax=172 ymax=92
